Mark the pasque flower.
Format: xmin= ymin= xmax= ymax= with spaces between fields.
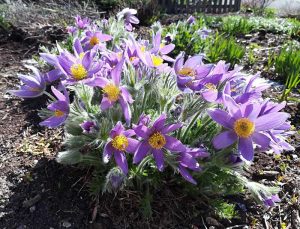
xmin=208 ymin=97 xmax=290 ymax=161
xmin=174 ymin=54 xmax=213 ymax=92
xmin=75 ymin=15 xmax=90 ymax=29
xmin=133 ymin=114 xmax=186 ymax=171
xmin=82 ymin=31 xmax=112 ymax=50
xmin=40 ymin=86 xmax=70 ymax=128
xmin=80 ymin=120 xmax=96 ymax=134
xmin=178 ymin=148 xmax=209 ymax=184
xmin=9 ymin=66 xmax=46 ymax=98
xmin=86 ymin=58 xmax=133 ymax=123
xmin=104 ymin=122 xmax=139 ymax=174
xmin=117 ymin=8 xmax=139 ymax=31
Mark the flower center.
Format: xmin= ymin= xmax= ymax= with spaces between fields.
xmin=130 ymin=57 xmax=137 ymax=62
xmin=148 ymin=132 xmax=166 ymax=149
xmin=54 ymin=110 xmax=64 ymax=117
xmin=205 ymin=83 xmax=217 ymax=91
xmin=103 ymin=83 xmax=120 ymax=102
xmin=111 ymin=134 xmax=129 ymax=151
xmin=151 ymin=55 xmax=163 ymax=67
xmin=178 ymin=67 xmax=195 ymax=77
xmin=89 ymin=36 xmax=99 ymax=46
xmin=140 ymin=45 xmax=146 ymax=53
xmin=234 ymin=118 xmax=255 ymax=138
xmin=70 ymin=64 xmax=87 ymax=80
xmin=159 ymin=43 xmax=165 ymax=49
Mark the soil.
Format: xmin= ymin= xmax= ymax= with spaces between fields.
xmin=0 ymin=2 xmax=300 ymax=229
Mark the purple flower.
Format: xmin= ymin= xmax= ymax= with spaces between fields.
xmin=133 ymin=114 xmax=186 ymax=171
xmin=82 ymin=31 xmax=112 ymax=51
xmin=67 ymin=26 xmax=77 ymax=36
xmin=80 ymin=120 xmax=96 ymax=134
xmin=186 ymin=15 xmax=196 ymax=25
xmin=104 ymin=122 xmax=139 ymax=174
xmin=174 ymin=54 xmax=213 ymax=92
xmin=9 ymin=66 xmax=46 ymax=98
xmin=263 ymin=194 xmax=280 ymax=207
xmin=196 ymin=27 xmax=211 ymax=40
xmin=75 ymin=15 xmax=90 ymax=29
xmin=199 ymin=61 xmax=239 ymax=103
xmin=208 ymin=97 xmax=290 ymax=161
xmin=117 ymin=8 xmax=139 ymax=31
xmin=40 ymin=86 xmax=69 ymax=128
xmin=56 ymin=51 xmax=102 ymax=85
xmin=86 ymin=59 xmax=133 ymax=123
xmin=151 ymin=31 xmax=175 ymax=62
xmin=178 ymin=148 xmax=209 ymax=184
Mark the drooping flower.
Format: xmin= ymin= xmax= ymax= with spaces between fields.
xmin=262 ymin=194 xmax=281 ymax=207
xmin=117 ymin=8 xmax=139 ymax=31
xmin=133 ymin=114 xmax=186 ymax=171
xmin=178 ymin=148 xmax=209 ymax=184
xmin=104 ymin=122 xmax=139 ymax=174
xmin=174 ymin=54 xmax=213 ymax=92
xmin=9 ymin=66 xmax=46 ymax=98
xmin=186 ymin=15 xmax=196 ymax=25
xmin=82 ymin=31 xmax=112 ymax=51
xmin=80 ymin=120 xmax=96 ymax=134
xmin=56 ymin=50 xmax=102 ymax=85
xmin=86 ymin=58 xmax=133 ymax=123
xmin=40 ymin=86 xmax=70 ymax=128
xmin=75 ymin=15 xmax=90 ymax=29
xmin=208 ymin=97 xmax=290 ymax=161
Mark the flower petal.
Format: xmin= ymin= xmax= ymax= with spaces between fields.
xmin=134 ymin=124 xmax=151 ymax=138
xmin=213 ymin=130 xmax=237 ymax=149
xmin=207 ymin=109 xmax=234 ymax=129
xmin=114 ymin=151 xmax=128 ymax=174
xmin=161 ymin=123 xmax=182 ymax=134
xmin=133 ymin=141 xmax=151 ymax=163
xmin=126 ymin=138 xmax=139 ymax=153
xmin=255 ymin=112 xmax=290 ymax=131
xmin=252 ymin=132 xmax=270 ymax=148
xmin=178 ymin=165 xmax=197 ymax=185
xmin=164 ymin=135 xmax=186 ymax=152
xmin=238 ymin=137 xmax=254 ymax=161
xmin=152 ymin=113 xmax=166 ymax=131
xmin=152 ymin=149 xmax=164 ymax=171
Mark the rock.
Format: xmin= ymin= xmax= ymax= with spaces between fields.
xmin=22 ymin=194 xmax=41 ymax=208
xmin=29 ymin=206 xmax=36 ymax=213
xmin=291 ymin=154 xmax=298 ymax=160
xmin=206 ymin=217 xmax=224 ymax=228
xmin=62 ymin=220 xmax=72 ymax=228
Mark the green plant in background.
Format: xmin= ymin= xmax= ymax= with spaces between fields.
xmin=212 ymin=200 xmax=238 ymax=220
xmin=263 ymin=8 xmax=276 ymax=18
xmin=221 ymin=16 xmax=254 ymax=36
xmin=247 ymin=43 xmax=260 ymax=66
xmin=272 ymin=43 xmax=300 ymax=101
xmin=205 ymin=34 xmax=245 ymax=68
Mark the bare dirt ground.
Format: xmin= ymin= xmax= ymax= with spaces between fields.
xmin=0 ymin=1 xmax=300 ymax=229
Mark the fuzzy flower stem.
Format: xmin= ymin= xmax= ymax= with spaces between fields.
xmin=181 ymin=110 xmax=202 ymax=142
xmin=43 ymin=91 xmax=56 ymax=101
xmin=136 ymin=155 xmax=152 ymax=175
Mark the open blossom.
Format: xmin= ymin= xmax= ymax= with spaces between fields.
xmin=208 ymin=97 xmax=290 ymax=161
xmin=117 ymin=8 xmax=139 ymax=31
xmin=262 ymin=194 xmax=280 ymax=207
xmin=178 ymin=148 xmax=209 ymax=184
xmin=75 ymin=15 xmax=90 ymax=29
xmin=186 ymin=15 xmax=196 ymax=25
xmin=9 ymin=66 xmax=46 ymax=98
xmin=82 ymin=31 xmax=112 ymax=51
xmin=80 ymin=120 xmax=96 ymax=134
xmin=40 ymin=86 xmax=69 ymax=128
xmin=133 ymin=114 xmax=186 ymax=171
xmin=56 ymin=51 xmax=102 ymax=85
xmin=151 ymin=31 xmax=175 ymax=62
xmin=86 ymin=59 xmax=133 ymax=123
xmin=174 ymin=54 xmax=213 ymax=92
xmin=104 ymin=122 xmax=139 ymax=174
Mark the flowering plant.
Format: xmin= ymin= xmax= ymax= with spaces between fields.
xmin=9 ymin=10 xmax=294 ymax=211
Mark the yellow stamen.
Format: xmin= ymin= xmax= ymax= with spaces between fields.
xmin=111 ymin=134 xmax=129 ymax=151
xmin=151 ymin=55 xmax=163 ymax=67
xmin=140 ymin=45 xmax=146 ymax=53
xmin=130 ymin=56 xmax=137 ymax=62
xmin=79 ymin=53 xmax=85 ymax=59
xmin=54 ymin=110 xmax=64 ymax=117
xmin=103 ymin=83 xmax=120 ymax=102
xmin=205 ymin=83 xmax=217 ymax=91
xmin=159 ymin=43 xmax=165 ymax=49
xmin=148 ymin=132 xmax=166 ymax=149
xmin=234 ymin=118 xmax=255 ymax=138
xmin=89 ymin=36 xmax=99 ymax=46
xmin=70 ymin=64 xmax=87 ymax=80
xmin=178 ymin=67 xmax=196 ymax=77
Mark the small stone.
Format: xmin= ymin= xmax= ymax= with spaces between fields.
xmin=29 ymin=206 xmax=36 ymax=213
xmin=291 ymin=154 xmax=298 ymax=160
xmin=62 ymin=220 xmax=71 ymax=228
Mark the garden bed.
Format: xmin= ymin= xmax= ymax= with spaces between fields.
xmin=0 ymin=1 xmax=300 ymax=229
